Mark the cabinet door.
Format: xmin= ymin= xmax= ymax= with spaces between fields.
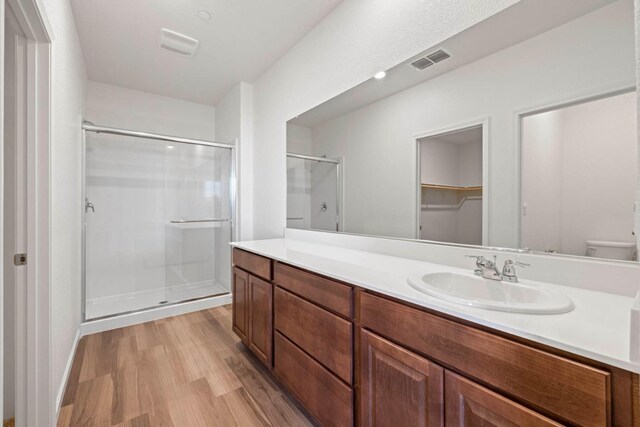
xmin=248 ymin=275 xmax=273 ymax=366
xmin=360 ymin=329 xmax=444 ymax=427
xmin=232 ymin=267 xmax=249 ymax=343
xmin=445 ymin=371 xmax=562 ymax=426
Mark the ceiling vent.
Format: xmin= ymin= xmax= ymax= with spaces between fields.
xmin=159 ymin=28 xmax=199 ymax=56
xmin=426 ymin=49 xmax=450 ymax=63
xmin=410 ymin=49 xmax=451 ymax=71
xmin=410 ymin=57 xmax=434 ymax=70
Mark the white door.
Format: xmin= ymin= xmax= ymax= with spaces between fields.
xmin=3 ymin=4 xmax=28 ymax=424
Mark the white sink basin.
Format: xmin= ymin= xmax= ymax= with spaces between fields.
xmin=407 ymin=272 xmax=574 ymax=314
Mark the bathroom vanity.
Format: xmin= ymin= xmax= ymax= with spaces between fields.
xmin=230 ymin=240 xmax=640 ymax=427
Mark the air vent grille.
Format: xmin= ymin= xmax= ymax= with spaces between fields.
xmin=426 ymin=49 xmax=450 ymax=63
xmin=411 ymin=57 xmax=434 ymax=70
xmin=410 ymin=49 xmax=451 ymax=71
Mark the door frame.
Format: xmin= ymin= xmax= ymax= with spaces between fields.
xmin=513 ymin=84 xmax=636 ymax=250
xmin=1 ymin=0 xmax=53 ymax=425
xmin=414 ymin=117 xmax=490 ymax=245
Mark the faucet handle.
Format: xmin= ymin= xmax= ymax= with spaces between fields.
xmin=465 ymin=255 xmax=485 ymax=275
xmin=510 ymin=260 xmax=530 ymax=267
xmin=502 ymin=259 xmax=529 ymax=282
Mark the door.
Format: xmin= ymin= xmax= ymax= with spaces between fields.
xmin=248 ymin=275 xmax=272 ymax=366
xmin=360 ymin=329 xmax=444 ymax=427
xmin=444 ymin=371 xmax=562 ymax=426
xmin=164 ymin=142 xmax=232 ymax=304
xmin=4 ymin=9 xmax=27 ymax=425
xmin=232 ymin=267 xmax=249 ymax=343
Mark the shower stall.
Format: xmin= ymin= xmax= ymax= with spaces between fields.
xmin=286 ymin=153 xmax=341 ymax=232
xmin=82 ymin=122 xmax=235 ymax=320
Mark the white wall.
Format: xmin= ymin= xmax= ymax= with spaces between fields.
xmin=86 ymin=81 xmax=215 ymax=139
xmin=562 ymin=92 xmax=637 ymax=255
xmin=251 ymin=0 xmax=522 ymax=240
xmin=215 ymin=82 xmax=254 ymax=241
xmin=39 ymin=0 xmax=88 ymax=416
xmin=521 ymin=110 xmax=564 ymax=252
xmin=301 ymin=1 xmax=635 ymax=245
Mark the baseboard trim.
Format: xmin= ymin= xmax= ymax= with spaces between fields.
xmin=80 ymin=293 xmax=232 ymax=336
xmin=55 ymin=327 xmax=81 ymax=416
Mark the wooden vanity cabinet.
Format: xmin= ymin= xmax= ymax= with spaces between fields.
xmin=360 ymin=330 xmax=444 ymax=427
xmin=247 ymin=274 xmax=272 ymax=366
xmin=232 ymin=249 xmax=640 ymax=427
xmin=273 ymin=262 xmax=355 ymax=426
xmin=444 ymin=371 xmax=562 ymax=426
xmin=231 ymin=267 xmax=249 ymax=343
xmin=359 ymin=329 xmax=562 ymax=427
xmin=232 ymin=249 xmax=273 ymax=367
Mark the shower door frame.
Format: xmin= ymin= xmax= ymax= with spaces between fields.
xmin=286 ymin=152 xmax=342 ymax=232
xmin=80 ymin=121 xmax=238 ymax=322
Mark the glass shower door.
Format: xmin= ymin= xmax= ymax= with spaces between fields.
xmin=85 ymin=133 xmax=168 ymax=319
xmin=164 ymin=143 xmax=232 ymax=304
xmin=84 ymin=132 xmax=233 ymax=320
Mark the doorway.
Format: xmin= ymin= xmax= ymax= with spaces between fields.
xmin=417 ymin=124 xmax=485 ymax=246
xmin=519 ymin=89 xmax=637 ymax=259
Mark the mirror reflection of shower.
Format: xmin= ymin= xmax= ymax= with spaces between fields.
xmin=286 ymin=153 xmax=341 ymax=232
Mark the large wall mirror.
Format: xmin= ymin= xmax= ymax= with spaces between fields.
xmin=286 ymin=0 xmax=639 ymax=262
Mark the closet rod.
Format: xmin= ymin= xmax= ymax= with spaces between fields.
xmin=423 ymin=195 xmax=482 ymax=210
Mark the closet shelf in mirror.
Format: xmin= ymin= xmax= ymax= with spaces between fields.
xmin=421 ymin=183 xmax=482 ymax=191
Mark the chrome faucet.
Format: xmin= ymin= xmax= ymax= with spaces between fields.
xmin=465 ymin=255 xmax=501 ymax=280
xmin=466 ymin=255 xmax=529 ymax=282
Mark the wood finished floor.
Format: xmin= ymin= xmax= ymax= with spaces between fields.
xmin=58 ymin=305 xmax=316 ymax=427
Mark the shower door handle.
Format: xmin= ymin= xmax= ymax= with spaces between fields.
xmin=85 ymin=198 xmax=95 ymax=213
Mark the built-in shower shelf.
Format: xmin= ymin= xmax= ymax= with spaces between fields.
xmin=421 ymin=183 xmax=482 ymax=191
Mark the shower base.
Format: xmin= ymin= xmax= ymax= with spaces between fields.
xmin=85 ymin=280 xmax=229 ymax=320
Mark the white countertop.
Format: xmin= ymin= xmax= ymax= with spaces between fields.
xmin=232 ymin=238 xmax=640 ymax=373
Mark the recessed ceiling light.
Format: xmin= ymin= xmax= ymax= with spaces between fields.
xmin=374 ymin=71 xmax=386 ymax=79
xmin=197 ymin=10 xmax=211 ymax=20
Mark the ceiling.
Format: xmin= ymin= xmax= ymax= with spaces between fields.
xmin=71 ymin=0 xmax=343 ymax=106
xmin=291 ymin=0 xmax=618 ymax=128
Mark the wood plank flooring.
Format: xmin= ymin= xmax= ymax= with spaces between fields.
xmin=58 ymin=305 xmax=316 ymax=427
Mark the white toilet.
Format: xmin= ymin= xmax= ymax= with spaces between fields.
xmin=585 ymin=240 xmax=637 ymax=261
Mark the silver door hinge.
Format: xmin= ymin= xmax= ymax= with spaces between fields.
xmin=14 ymin=253 xmax=27 ymax=266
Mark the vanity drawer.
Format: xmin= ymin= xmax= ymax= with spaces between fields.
xmin=274 ymin=262 xmax=353 ymax=318
xmin=360 ymin=292 xmax=611 ymax=426
xmin=233 ymin=248 xmax=272 ymax=281
xmin=275 ymin=332 xmax=354 ymax=427
xmin=275 ymin=286 xmax=353 ymax=384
